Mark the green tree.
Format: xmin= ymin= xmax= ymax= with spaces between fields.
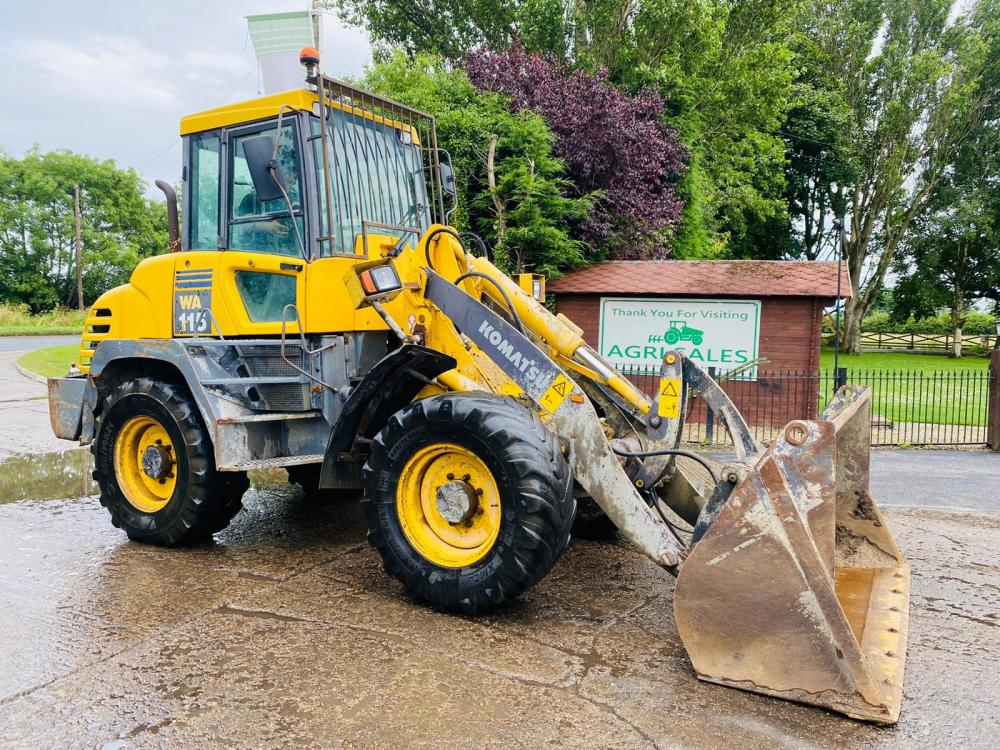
xmin=0 ymin=148 xmax=167 ymax=310
xmin=477 ymin=116 xmax=592 ymax=274
xmin=363 ymin=53 xmax=593 ymax=275
xmin=779 ymin=37 xmax=856 ymax=260
xmin=892 ymin=193 xmax=999 ymax=356
xmin=802 ymin=0 xmax=996 ymax=353
xmin=890 ymin=55 xmax=1000 ymax=357
xmin=330 ymin=0 xmax=801 ymax=258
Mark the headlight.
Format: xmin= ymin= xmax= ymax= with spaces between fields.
xmin=359 ymin=263 xmax=402 ymax=295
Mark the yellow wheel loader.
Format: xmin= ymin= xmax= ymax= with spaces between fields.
xmin=47 ymin=50 xmax=910 ymax=724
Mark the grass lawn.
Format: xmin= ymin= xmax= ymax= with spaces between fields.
xmin=17 ymin=345 xmax=80 ymax=378
xmin=818 ymin=347 xmax=990 ymax=372
xmin=816 ymin=348 xmax=990 ymax=427
xmin=0 ymin=325 xmax=84 ymax=335
xmin=0 ymin=304 xmax=86 ymax=336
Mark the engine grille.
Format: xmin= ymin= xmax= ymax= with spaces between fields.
xmin=257 ymin=383 xmax=311 ymax=411
xmin=241 ymin=345 xmax=305 ymax=378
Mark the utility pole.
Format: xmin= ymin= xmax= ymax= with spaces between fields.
xmin=73 ymin=184 xmax=84 ymax=311
xmin=832 ymin=216 xmax=845 ymax=390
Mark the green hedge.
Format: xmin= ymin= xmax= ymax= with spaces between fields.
xmin=863 ymin=311 xmax=996 ymax=335
xmin=823 ymin=310 xmax=997 ymax=335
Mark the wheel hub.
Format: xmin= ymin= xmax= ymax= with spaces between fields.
xmin=141 ymin=444 xmax=174 ymax=480
xmin=396 ymin=443 xmax=502 ymax=568
xmin=435 ymin=480 xmax=479 ymax=524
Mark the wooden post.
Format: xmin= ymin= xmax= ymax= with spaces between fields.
xmin=988 ymin=350 xmax=1000 ymax=451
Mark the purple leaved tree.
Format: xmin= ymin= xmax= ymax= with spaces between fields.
xmin=466 ymin=45 xmax=686 ymax=259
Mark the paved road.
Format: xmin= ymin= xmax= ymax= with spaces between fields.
xmin=870 ymin=449 xmax=999 ymax=512
xmin=709 ymin=449 xmax=1000 ymax=512
xmin=0 ymin=350 xmax=998 ymax=747
xmin=0 ymin=334 xmax=77 ymax=353
xmin=0 ymin=349 xmax=76 ymax=457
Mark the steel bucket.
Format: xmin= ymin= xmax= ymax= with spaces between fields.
xmin=673 ymin=386 xmax=910 ymax=723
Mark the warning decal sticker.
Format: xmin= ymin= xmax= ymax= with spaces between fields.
xmin=657 ymin=377 xmax=681 ymax=419
xmin=539 ymin=374 xmax=572 ymax=414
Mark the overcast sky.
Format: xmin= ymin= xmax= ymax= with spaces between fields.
xmin=0 ymin=1 xmax=371 ymax=194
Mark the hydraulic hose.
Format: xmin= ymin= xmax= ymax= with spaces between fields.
xmin=610 ymin=446 xmax=720 ymax=486
xmin=423 ymin=226 xmax=465 ymax=272
xmin=453 ymin=271 xmax=526 ymax=335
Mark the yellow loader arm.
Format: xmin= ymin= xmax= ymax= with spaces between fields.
xmin=369 ymin=230 xmax=909 ymax=724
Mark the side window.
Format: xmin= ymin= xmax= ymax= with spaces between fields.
xmin=229 ymin=123 xmax=304 ymax=257
xmin=189 ymin=132 xmax=221 ymax=250
xmin=234 ymin=271 xmax=296 ymax=323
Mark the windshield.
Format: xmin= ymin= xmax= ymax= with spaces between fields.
xmin=311 ymin=108 xmax=430 ymax=256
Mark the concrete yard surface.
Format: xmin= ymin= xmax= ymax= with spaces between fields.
xmin=0 ymin=348 xmax=78 ymax=458
xmin=1 ymin=476 xmax=998 ymax=749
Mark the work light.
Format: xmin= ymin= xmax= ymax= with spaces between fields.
xmin=359 ymin=264 xmax=402 ymax=296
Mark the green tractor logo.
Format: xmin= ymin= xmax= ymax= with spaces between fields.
xmin=664 ymin=320 xmax=704 ymax=346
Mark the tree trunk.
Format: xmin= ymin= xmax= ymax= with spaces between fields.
xmin=951 ymin=283 xmax=964 ymax=359
xmin=485 ymin=134 xmax=508 ymax=263
xmin=840 ymin=295 xmax=864 ymax=355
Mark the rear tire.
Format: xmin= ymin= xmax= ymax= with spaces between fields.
xmin=92 ymin=378 xmax=246 ymax=545
xmin=362 ymin=393 xmax=575 ymax=614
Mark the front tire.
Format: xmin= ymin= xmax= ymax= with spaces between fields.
xmin=93 ymin=378 xmax=246 ymax=545
xmin=362 ymin=393 xmax=575 ymax=614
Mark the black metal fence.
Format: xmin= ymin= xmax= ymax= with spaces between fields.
xmin=616 ymin=364 xmax=993 ymax=447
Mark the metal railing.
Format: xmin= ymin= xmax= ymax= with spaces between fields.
xmin=616 ymin=364 xmax=994 ymax=447
xmin=309 ymin=75 xmax=447 ymax=257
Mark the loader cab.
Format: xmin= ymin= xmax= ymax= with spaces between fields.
xmin=174 ymin=83 xmax=451 ymax=336
xmin=179 ymin=87 xmax=444 ymax=261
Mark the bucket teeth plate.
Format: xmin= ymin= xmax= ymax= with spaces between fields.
xmin=673 ymin=386 xmax=909 ymax=724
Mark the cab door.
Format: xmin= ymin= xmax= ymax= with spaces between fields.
xmin=217 ymin=252 xmax=305 ymax=336
xmin=217 ymin=116 xmax=308 ymax=336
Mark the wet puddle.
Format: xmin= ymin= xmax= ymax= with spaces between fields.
xmin=0 ymin=449 xmax=291 ymax=505
xmin=0 ymin=449 xmax=95 ymax=503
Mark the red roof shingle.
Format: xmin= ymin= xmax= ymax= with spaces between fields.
xmin=548 ymin=260 xmax=852 ymax=299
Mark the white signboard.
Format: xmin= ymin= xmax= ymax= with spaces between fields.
xmin=599 ymin=297 xmax=761 ymax=376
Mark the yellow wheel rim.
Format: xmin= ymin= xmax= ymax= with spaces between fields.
xmin=396 ymin=443 xmax=502 ymax=568
xmin=113 ymin=415 xmax=178 ymax=513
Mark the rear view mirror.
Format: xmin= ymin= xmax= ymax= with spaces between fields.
xmin=242 ymin=135 xmax=286 ymax=203
xmin=437 ymin=157 xmax=456 ymax=198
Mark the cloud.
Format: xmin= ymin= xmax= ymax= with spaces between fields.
xmin=181 ymin=51 xmax=248 ymax=75
xmin=8 ymin=34 xmax=179 ymax=108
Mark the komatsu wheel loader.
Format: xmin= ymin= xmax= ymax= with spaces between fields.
xmin=47 ymin=49 xmax=910 ymax=724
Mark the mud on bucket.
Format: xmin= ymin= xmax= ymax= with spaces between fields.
xmin=673 ymin=386 xmax=910 ymax=724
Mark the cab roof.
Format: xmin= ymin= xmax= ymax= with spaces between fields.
xmin=179 ymin=87 xmax=425 ymax=146
xmin=179 ymin=89 xmax=317 ymax=136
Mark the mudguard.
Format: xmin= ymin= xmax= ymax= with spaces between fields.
xmin=319 ymin=345 xmax=456 ymax=489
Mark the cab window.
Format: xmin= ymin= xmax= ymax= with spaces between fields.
xmin=188 ymin=131 xmax=221 ymax=250
xmin=228 ymin=122 xmax=304 ymax=257
xmin=234 ymin=271 xmax=297 ymax=323
xmin=311 ymin=109 xmax=429 ymax=256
